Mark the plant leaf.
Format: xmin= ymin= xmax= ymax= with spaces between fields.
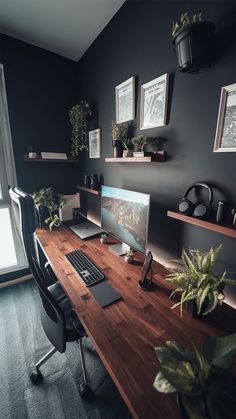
xmin=153 ymin=371 xmax=176 ymax=393
xmin=202 ymin=334 xmax=236 ymax=370
xmin=159 ymin=361 xmax=200 ymax=395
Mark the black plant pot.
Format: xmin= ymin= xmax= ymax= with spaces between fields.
xmin=188 ymin=298 xmax=209 ymax=318
xmin=172 ymin=21 xmax=215 ymax=73
xmin=112 ymin=140 xmax=123 ymax=158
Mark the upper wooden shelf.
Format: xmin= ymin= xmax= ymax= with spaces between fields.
xmin=105 ymin=151 xmax=166 ymax=163
xmin=77 ymin=185 xmax=100 ymax=195
xmin=24 ymin=154 xmax=79 ymax=163
xmin=167 ymin=211 xmax=236 ymax=239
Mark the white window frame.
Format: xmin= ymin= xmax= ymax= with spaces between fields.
xmin=0 ymin=64 xmax=27 ymax=274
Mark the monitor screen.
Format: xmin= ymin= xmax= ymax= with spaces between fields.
xmin=101 ymin=186 xmax=150 ymax=254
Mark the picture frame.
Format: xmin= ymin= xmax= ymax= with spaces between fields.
xmin=140 ymin=73 xmax=169 ymax=130
xmin=89 ymin=129 xmax=101 ymax=158
xmin=213 ymin=83 xmax=236 ymax=152
xmin=115 ymin=76 xmax=135 ymax=123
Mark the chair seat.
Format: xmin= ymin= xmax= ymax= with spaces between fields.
xmin=48 ymin=282 xmax=85 ymax=341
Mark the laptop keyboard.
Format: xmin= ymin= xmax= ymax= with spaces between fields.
xmin=65 ymin=249 xmax=105 ymax=287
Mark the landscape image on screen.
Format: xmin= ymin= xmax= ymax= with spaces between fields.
xmin=101 ymin=186 xmax=150 ymax=253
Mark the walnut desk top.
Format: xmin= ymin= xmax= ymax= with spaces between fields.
xmin=35 ymin=226 xmax=235 ymax=419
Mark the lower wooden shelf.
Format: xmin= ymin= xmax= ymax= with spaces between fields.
xmin=105 ymin=151 xmax=167 ymax=163
xmin=167 ymin=211 xmax=236 ymax=238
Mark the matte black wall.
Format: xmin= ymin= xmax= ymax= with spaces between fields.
xmin=76 ymin=1 xmax=236 ymax=305
xmin=0 ymin=34 xmax=78 ymax=195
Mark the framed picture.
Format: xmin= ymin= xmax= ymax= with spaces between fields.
xmin=140 ymin=73 xmax=169 ymax=130
xmin=115 ymin=76 xmax=135 ymax=123
xmin=214 ymin=83 xmax=236 ymax=152
xmin=89 ymin=129 xmax=101 ymax=158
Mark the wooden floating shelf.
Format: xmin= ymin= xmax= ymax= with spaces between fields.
xmin=77 ymin=185 xmax=100 ymax=195
xmin=24 ymin=154 xmax=79 ymax=163
xmin=105 ymin=151 xmax=166 ymax=163
xmin=167 ymin=211 xmax=236 ymax=239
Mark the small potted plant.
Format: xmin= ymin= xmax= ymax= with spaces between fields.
xmin=111 ymin=121 xmax=127 ymax=158
xmin=153 ymin=334 xmax=236 ymax=419
xmin=27 ymin=145 xmax=37 ymax=159
xmin=166 ymin=244 xmax=236 ymax=317
xmin=32 ymin=187 xmax=65 ymax=230
xmin=121 ymin=137 xmax=133 ymax=157
xmin=131 ymin=135 xmax=152 ymax=157
xmin=125 ymin=249 xmax=135 ymax=264
xmin=100 ymin=232 xmax=108 ymax=244
xmin=172 ymin=12 xmax=215 ymax=73
xmin=69 ymin=100 xmax=92 ymax=157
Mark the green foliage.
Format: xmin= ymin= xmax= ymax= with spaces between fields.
xmin=32 ymin=187 xmax=65 ymax=230
xmin=131 ymin=135 xmax=153 ymax=151
xmin=69 ymin=100 xmax=92 ymax=156
xmin=111 ymin=121 xmax=127 ymax=141
xmin=172 ymin=12 xmax=202 ymax=37
xmin=100 ymin=233 xmax=107 ymax=239
xmin=153 ymin=335 xmax=236 ymax=419
xmin=121 ymin=137 xmax=133 ymax=150
xmin=166 ymin=245 xmax=236 ymax=316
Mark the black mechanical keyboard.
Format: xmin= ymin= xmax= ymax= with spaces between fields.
xmin=65 ymin=249 xmax=105 ymax=287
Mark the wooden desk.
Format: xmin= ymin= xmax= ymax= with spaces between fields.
xmin=35 ymin=226 xmax=236 ymax=419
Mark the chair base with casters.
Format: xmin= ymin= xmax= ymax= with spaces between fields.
xmin=30 ymin=279 xmax=92 ymax=398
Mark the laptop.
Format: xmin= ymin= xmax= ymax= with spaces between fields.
xmin=69 ymin=219 xmax=103 ymax=240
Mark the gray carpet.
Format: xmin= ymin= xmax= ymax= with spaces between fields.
xmin=0 ymin=280 xmax=127 ymax=419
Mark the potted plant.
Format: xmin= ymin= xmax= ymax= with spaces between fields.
xmin=111 ymin=121 xmax=127 ymax=157
xmin=153 ymin=334 xmax=236 ymax=419
xmin=100 ymin=232 xmax=108 ymax=244
xmin=27 ymin=145 xmax=37 ymax=159
xmin=69 ymin=100 xmax=92 ymax=157
xmin=131 ymin=135 xmax=152 ymax=157
xmin=121 ymin=137 xmax=133 ymax=157
xmin=32 ymin=187 xmax=65 ymax=230
xmin=166 ymin=244 xmax=236 ymax=317
xmin=125 ymin=249 xmax=135 ymax=264
xmin=172 ymin=12 xmax=215 ymax=73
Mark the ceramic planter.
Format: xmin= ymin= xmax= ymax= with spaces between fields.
xmin=123 ymin=149 xmax=133 ymax=157
xmin=172 ymin=21 xmax=215 ymax=73
xmin=29 ymin=152 xmax=37 ymax=158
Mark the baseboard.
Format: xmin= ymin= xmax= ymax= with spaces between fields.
xmin=0 ymin=274 xmax=33 ymax=289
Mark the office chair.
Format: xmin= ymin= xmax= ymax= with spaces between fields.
xmin=9 ymin=187 xmax=91 ymax=397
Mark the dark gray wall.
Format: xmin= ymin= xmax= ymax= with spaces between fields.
xmin=1 ymin=34 xmax=78 ymax=195
xmin=76 ymin=1 xmax=236 ymax=305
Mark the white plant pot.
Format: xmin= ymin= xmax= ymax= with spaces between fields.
xmin=29 ymin=152 xmax=37 ymax=158
xmin=133 ymin=151 xmax=144 ymax=158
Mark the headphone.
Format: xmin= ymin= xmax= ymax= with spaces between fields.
xmin=179 ymin=182 xmax=213 ymax=219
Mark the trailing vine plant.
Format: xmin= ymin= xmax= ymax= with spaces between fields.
xmin=69 ymin=100 xmax=92 ymax=156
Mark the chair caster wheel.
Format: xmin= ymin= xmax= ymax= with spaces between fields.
xmin=79 ymin=382 xmax=92 ymax=399
xmin=30 ymin=369 xmax=43 ymax=384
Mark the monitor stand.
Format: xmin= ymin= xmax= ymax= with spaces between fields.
xmin=108 ymin=242 xmax=129 ymax=256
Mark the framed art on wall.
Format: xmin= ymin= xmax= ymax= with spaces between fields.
xmin=214 ymin=83 xmax=236 ymax=152
xmin=89 ymin=129 xmax=101 ymax=158
xmin=115 ymin=76 xmax=135 ymax=123
xmin=140 ymin=73 xmax=169 ymax=130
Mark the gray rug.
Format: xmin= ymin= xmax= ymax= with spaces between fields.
xmin=0 ymin=280 xmax=127 ymax=419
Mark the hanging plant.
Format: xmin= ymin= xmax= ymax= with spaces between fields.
xmin=69 ymin=100 xmax=92 ymax=156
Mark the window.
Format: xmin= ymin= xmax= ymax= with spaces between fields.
xmin=0 ymin=64 xmax=27 ymax=275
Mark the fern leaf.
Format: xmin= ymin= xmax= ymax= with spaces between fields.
xmin=197 ymin=284 xmax=210 ymax=314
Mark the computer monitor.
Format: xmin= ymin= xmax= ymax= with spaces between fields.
xmin=101 ymin=186 xmax=150 ymax=255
